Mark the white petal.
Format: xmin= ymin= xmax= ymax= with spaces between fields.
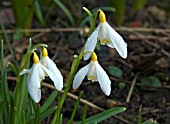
xmin=29 ymin=86 xmax=41 ymax=103
xmin=40 ymin=64 xmax=63 ymax=91
xmin=20 ymin=69 xmax=30 ymax=75
xmin=96 ymin=62 xmax=111 ymax=96
xmin=73 ymin=63 xmax=90 ymax=89
xmin=87 ymin=61 xmax=97 ymax=82
xmin=106 ymin=22 xmax=127 ymax=58
xmin=83 ymin=25 xmax=100 ymax=60
xmin=45 ymin=57 xmax=63 ymax=91
xmin=27 ymin=64 xmax=41 ymax=102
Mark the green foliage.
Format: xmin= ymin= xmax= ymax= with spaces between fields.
xmin=11 ymin=0 xmax=34 ymax=33
xmin=141 ymin=76 xmax=161 ymax=88
xmin=118 ymin=82 xmax=126 ymax=90
xmin=138 ymin=106 xmax=142 ymax=124
xmin=108 ymin=65 xmax=123 ymax=78
xmin=110 ymin=0 xmax=126 ymax=25
xmin=131 ymin=0 xmax=146 ymax=16
xmin=77 ymin=107 xmax=126 ymax=124
xmin=68 ymin=91 xmax=83 ymax=124
xmin=53 ymin=0 xmax=75 ymax=26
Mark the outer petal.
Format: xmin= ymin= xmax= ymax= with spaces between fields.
xmin=28 ymin=86 xmax=41 ymax=103
xmin=95 ymin=62 xmax=111 ymax=96
xmin=40 ymin=64 xmax=63 ymax=91
xmin=20 ymin=69 xmax=30 ymax=75
xmin=27 ymin=64 xmax=41 ymax=103
xmin=106 ymin=22 xmax=127 ymax=58
xmin=44 ymin=57 xmax=63 ymax=91
xmin=83 ymin=25 xmax=100 ymax=60
xmin=72 ymin=63 xmax=90 ymax=89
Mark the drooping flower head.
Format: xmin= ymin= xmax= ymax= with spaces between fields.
xmin=20 ymin=50 xmax=63 ymax=103
xmin=84 ymin=10 xmax=127 ymax=60
xmin=73 ymin=52 xmax=111 ymax=96
xmin=40 ymin=47 xmax=63 ymax=91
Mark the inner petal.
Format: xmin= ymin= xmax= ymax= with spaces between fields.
xmin=87 ymin=62 xmax=97 ymax=82
xmin=101 ymin=38 xmax=110 ymax=45
xmin=88 ymin=75 xmax=96 ymax=81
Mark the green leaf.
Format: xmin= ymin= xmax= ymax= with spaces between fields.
xmin=83 ymin=7 xmax=93 ymax=18
xmin=138 ymin=106 xmax=142 ymax=124
xmin=40 ymin=90 xmax=59 ymax=114
xmin=35 ymin=104 xmax=40 ymax=124
xmin=81 ymin=104 xmax=87 ymax=124
xmin=0 ymin=19 xmax=18 ymax=67
xmin=0 ymin=39 xmax=4 ymax=76
xmin=13 ymin=28 xmax=23 ymax=41
xmin=11 ymin=0 xmax=33 ymax=34
xmin=59 ymin=114 xmax=63 ymax=124
xmin=3 ymin=69 xmax=11 ymax=104
xmin=110 ymin=0 xmax=126 ymax=25
xmin=33 ymin=0 xmax=45 ymax=26
xmin=40 ymin=106 xmax=57 ymax=121
xmin=77 ymin=107 xmax=126 ymax=124
xmin=108 ymin=65 xmax=123 ymax=78
xmin=141 ymin=76 xmax=161 ymax=87
xmin=68 ymin=91 xmax=83 ymax=124
xmin=53 ymin=0 xmax=75 ymax=25
xmin=7 ymin=62 xmax=18 ymax=76
xmin=118 ymin=82 xmax=126 ymax=90
xmin=131 ymin=0 xmax=145 ymax=16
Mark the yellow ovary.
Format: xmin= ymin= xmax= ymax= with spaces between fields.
xmin=92 ymin=52 xmax=97 ymax=61
xmin=99 ymin=10 xmax=106 ymax=23
xmin=42 ymin=47 xmax=48 ymax=57
xmin=88 ymin=75 xmax=96 ymax=81
xmin=101 ymin=38 xmax=110 ymax=44
xmin=33 ymin=52 xmax=39 ymax=64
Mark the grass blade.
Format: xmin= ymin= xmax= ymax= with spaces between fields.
xmin=81 ymin=104 xmax=87 ymax=124
xmin=33 ymin=0 xmax=45 ymax=26
xmin=77 ymin=107 xmax=126 ymax=124
xmin=0 ymin=19 xmax=18 ymax=67
xmin=53 ymin=0 xmax=75 ymax=25
xmin=40 ymin=90 xmax=59 ymax=113
xmin=67 ymin=91 xmax=83 ymax=124
xmin=40 ymin=106 xmax=57 ymax=121
xmin=35 ymin=104 xmax=40 ymax=124
xmin=138 ymin=105 xmax=142 ymax=124
xmin=59 ymin=114 xmax=63 ymax=124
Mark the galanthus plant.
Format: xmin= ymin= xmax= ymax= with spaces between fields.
xmin=0 ymin=7 xmax=127 ymax=124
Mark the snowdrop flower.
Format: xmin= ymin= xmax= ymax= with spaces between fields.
xmin=73 ymin=52 xmax=111 ymax=96
xmin=84 ymin=10 xmax=127 ymax=60
xmin=40 ymin=47 xmax=63 ymax=91
xmin=20 ymin=52 xmax=61 ymax=103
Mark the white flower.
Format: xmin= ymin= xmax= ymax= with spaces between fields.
xmin=20 ymin=52 xmax=61 ymax=103
xmin=84 ymin=10 xmax=127 ymax=60
xmin=40 ymin=47 xmax=63 ymax=91
xmin=73 ymin=52 xmax=111 ymax=96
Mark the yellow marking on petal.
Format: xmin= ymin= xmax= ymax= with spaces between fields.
xmin=92 ymin=52 xmax=97 ymax=62
xmin=99 ymin=10 xmax=106 ymax=23
xmin=33 ymin=52 xmax=39 ymax=64
xmin=42 ymin=47 xmax=48 ymax=57
xmin=88 ymin=75 xmax=96 ymax=81
xmin=101 ymin=38 xmax=110 ymax=44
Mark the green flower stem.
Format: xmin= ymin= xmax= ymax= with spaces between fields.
xmin=55 ymin=9 xmax=100 ymax=121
